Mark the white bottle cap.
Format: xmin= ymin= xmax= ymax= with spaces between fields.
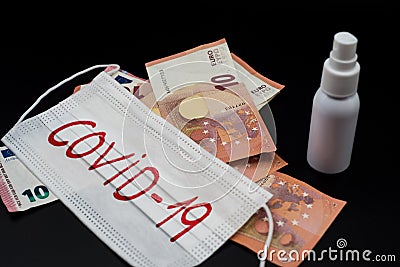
xmin=320 ymin=32 xmax=360 ymax=98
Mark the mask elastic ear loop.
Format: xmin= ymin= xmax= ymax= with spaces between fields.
xmin=15 ymin=64 xmax=120 ymax=126
xmin=257 ymin=203 xmax=274 ymax=267
xmin=12 ymin=62 xmax=274 ymax=266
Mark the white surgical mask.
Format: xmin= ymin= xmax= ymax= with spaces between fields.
xmin=2 ymin=65 xmax=273 ymax=267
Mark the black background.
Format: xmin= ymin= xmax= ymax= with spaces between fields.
xmin=1 ymin=6 xmax=397 ymax=267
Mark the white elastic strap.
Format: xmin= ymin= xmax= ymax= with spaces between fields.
xmin=257 ymin=203 xmax=274 ymax=267
xmin=15 ymin=64 xmax=120 ymax=125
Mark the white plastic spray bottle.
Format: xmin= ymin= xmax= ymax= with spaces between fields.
xmin=307 ymin=31 xmax=360 ymax=174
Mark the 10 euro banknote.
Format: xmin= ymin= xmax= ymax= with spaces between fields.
xmin=146 ymin=38 xmax=277 ymax=163
xmin=231 ymin=171 xmax=346 ymax=267
xmin=0 ymin=146 xmax=58 ymax=212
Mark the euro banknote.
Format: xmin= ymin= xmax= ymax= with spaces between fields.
xmin=232 ymin=53 xmax=285 ymax=109
xmin=0 ymin=146 xmax=57 ymax=212
xmin=75 ymin=54 xmax=285 ymax=112
xmin=146 ymin=38 xmax=276 ymax=163
xmin=230 ymin=171 xmax=346 ymax=267
xmin=229 ymin=153 xmax=287 ymax=183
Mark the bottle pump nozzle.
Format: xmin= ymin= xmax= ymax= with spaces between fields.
xmin=321 ymin=32 xmax=360 ymax=98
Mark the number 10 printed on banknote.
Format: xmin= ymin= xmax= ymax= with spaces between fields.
xmin=146 ymin=38 xmax=277 ymax=163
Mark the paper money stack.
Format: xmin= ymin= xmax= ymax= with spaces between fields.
xmin=1 ymin=38 xmax=346 ymax=267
